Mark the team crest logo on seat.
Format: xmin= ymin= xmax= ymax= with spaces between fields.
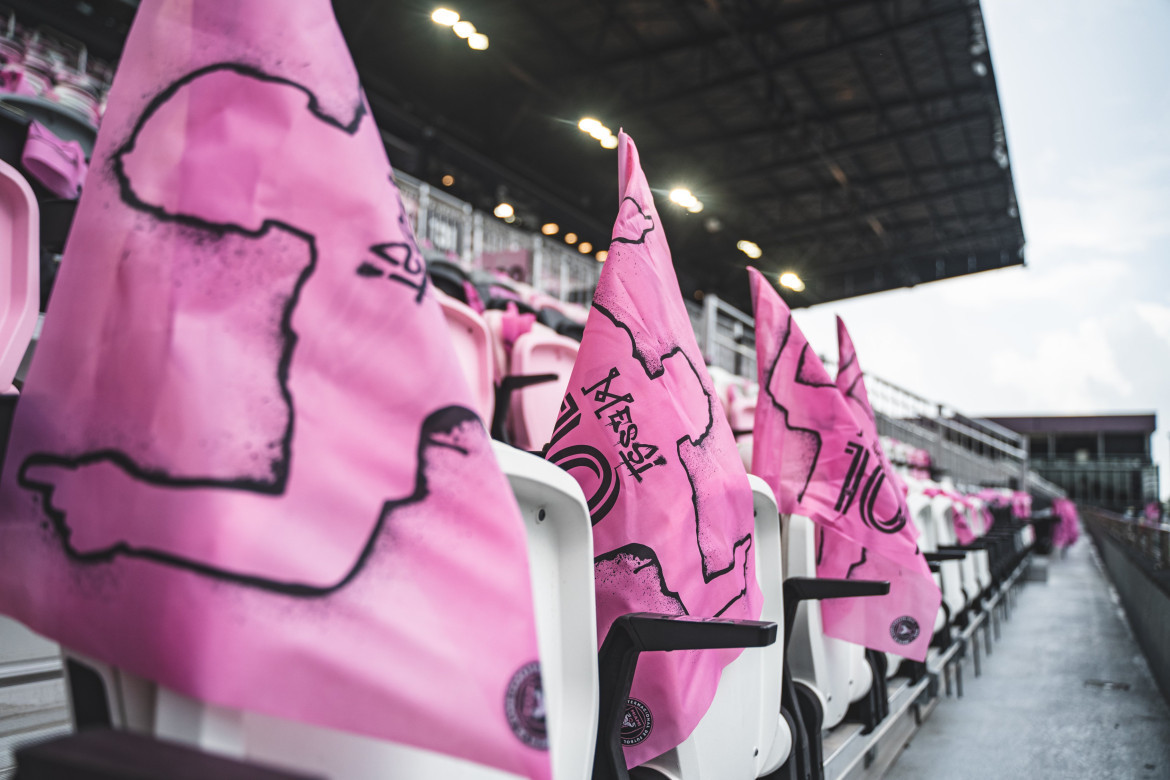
xmin=505 ymin=661 xmax=547 ymax=750
xmin=620 ymin=698 xmax=653 ymax=746
xmin=890 ymin=615 xmax=920 ymax=645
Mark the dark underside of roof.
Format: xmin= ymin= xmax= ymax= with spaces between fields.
xmin=7 ymin=0 xmax=1025 ymax=310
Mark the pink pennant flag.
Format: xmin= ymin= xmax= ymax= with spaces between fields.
xmin=749 ymin=273 xmax=938 ymax=660
xmin=951 ymin=496 xmax=978 ymax=546
xmin=1052 ymin=498 xmax=1081 ymax=548
xmin=0 ymin=3 xmax=549 ymax=778
xmin=1011 ymin=490 xmax=1032 ymax=519
xmin=546 ymin=132 xmax=761 ymax=767
xmin=923 ymin=487 xmax=977 ymax=545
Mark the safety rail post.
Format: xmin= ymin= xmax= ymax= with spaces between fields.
xmin=416 ymin=182 xmax=430 ymax=245
xmin=701 ymin=292 xmax=718 ymax=364
xmin=460 ymin=203 xmax=474 ymax=267
xmin=532 ymin=237 xmax=544 ymax=293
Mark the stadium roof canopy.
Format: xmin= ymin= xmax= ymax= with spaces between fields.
xmin=8 ymin=0 xmax=1026 ymax=310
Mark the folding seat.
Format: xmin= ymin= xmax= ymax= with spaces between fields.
xmin=782 ymin=517 xmax=874 ymax=736
xmin=505 ymin=324 xmax=580 ymax=452
xmin=635 ymin=476 xmax=788 ymax=780
xmin=959 ymin=499 xmax=994 ymax=600
xmin=55 ymin=444 xmax=597 ymax=780
xmin=924 ymin=491 xmax=971 ymax=627
xmin=435 ymin=288 xmax=498 ymax=426
xmin=0 ymin=158 xmax=41 ymax=392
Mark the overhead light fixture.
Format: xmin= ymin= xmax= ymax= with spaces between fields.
xmin=596 ymin=250 xmax=608 ymax=262
xmin=669 ymin=187 xmax=703 ymax=213
xmin=828 ymin=162 xmax=848 ymax=186
xmin=736 ymin=240 xmax=762 ymax=260
xmin=493 ymin=202 xmax=514 ymax=219
xmin=578 ymin=242 xmax=593 ymax=254
xmin=779 ymin=272 xmax=805 ymax=292
xmin=437 ymin=11 xmax=487 ymax=52
xmin=579 ymin=117 xmax=619 ymax=150
xmin=541 ymin=222 xmax=560 ymax=236
xmin=564 ymin=232 xmax=578 ymax=245
xmin=441 ymin=174 xmax=455 ymax=187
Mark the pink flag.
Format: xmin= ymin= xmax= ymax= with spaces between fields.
xmin=1011 ymin=490 xmax=1032 ymax=519
xmin=1052 ymin=498 xmax=1081 ymax=548
xmin=820 ymin=316 xmax=939 ymax=658
xmin=0 ymin=3 xmax=548 ymax=777
xmin=546 ymin=132 xmax=761 ymax=767
xmin=749 ymin=272 xmax=938 ymax=660
xmin=923 ymin=487 xmax=976 ymax=545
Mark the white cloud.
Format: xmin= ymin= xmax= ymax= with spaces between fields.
xmin=988 ymin=320 xmax=1133 ymax=411
xmin=1136 ymin=302 xmax=1170 ymax=347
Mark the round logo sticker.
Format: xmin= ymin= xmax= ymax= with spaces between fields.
xmin=620 ymin=698 xmax=653 ymax=746
xmin=890 ymin=615 xmax=921 ymax=645
xmin=505 ymin=661 xmax=548 ymax=750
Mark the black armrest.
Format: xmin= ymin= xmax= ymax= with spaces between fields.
xmin=928 ymin=562 xmax=941 ymax=574
xmin=924 ymin=551 xmax=966 ymax=562
xmin=490 ymin=373 xmax=559 ymax=440
xmin=782 ymin=577 xmax=889 ymax=653
xmin=594 ymin=612 xmax=777 ymax=780
xmin=938 ymin=542 xmax=986 ymax=552
xmin=15 ymin=729 xmax=322 ymax=779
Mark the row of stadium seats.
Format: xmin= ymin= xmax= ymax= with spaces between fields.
xmin=1 ymin=152 xmax=1037 ymax=780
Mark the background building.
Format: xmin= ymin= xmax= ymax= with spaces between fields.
xmin=988 ymin=414 xmax=1159 ymax=513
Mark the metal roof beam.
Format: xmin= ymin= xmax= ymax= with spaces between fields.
xmin=712 ymin=108 xmax=986 ymax=187
xmin=749 ymin=174 xmax=1011 ymax=236
xmin=607 ymin=3 xmax=966 ymax=116
xmin=572 ymin=0 xmax=890 ymax=75
xmin=665 ymin=83 xmax=986 ymax=150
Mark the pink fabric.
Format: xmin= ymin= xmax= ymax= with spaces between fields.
xmin=950 ymin=503 xmax=977 ymax=546
xmin=1010 ymin=490 xmax=1032 ymax=519
xmin=976 ymin=487 xmax=1011 ymax=508
xmin=980 ymin=504 xmax=995 ymax=532
xmin=749 ymin=276 xmax=937 ymax=661
xmin=816 ymin=317 xmax=939 ymax=659
xmin=1052 ymin=498 xmax=1080 ymax=548
xmin=500 ymin=301 xmax=537 ymax=356
xmin=22 ymin=121 xmax=88 ymax=199
xmin=0 ymin=3 xmax=548 ymax=777
xmin=547 ymin=132 xmax=761 ymax=766
xmin=0 ymin=68 xmax=40 ymax=97
xmin=463 ymin=279 xmax=486 ymax=314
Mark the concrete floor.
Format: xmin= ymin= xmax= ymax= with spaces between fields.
xmin=884 ymin=538 xmax=1170 ymax=779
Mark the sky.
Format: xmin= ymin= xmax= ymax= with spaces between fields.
xmin=792 ymin=0 xmax=1170 ymax=499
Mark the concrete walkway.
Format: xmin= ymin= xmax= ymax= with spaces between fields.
xmin=884 ymin=537 xmax=1170 ymax=779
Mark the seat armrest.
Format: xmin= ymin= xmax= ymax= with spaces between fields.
xmin=782 ymin=577 xmax=889 ymax=653
xmin=594 ymin=612 xmax=777 ymax=780
xmin=490 ymin=373 xmax=558 ymax=440
xmin=924 ymin=551 xmax=966 ymax=562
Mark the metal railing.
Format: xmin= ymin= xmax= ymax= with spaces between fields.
xmin=395 ymin=172 xmax=602 ymax=304
xmin=1085 ymin=507 xmax=1170 ymax=570
xmin=394 ymin=175 xmax=1046 ymax=492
